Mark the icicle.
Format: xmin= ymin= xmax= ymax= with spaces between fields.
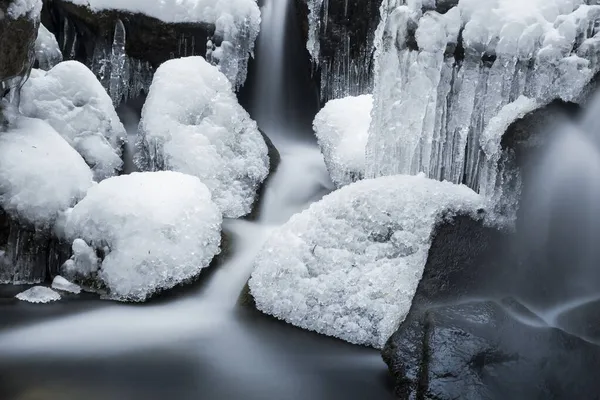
xmin=109 ymin=19 xmax=127 ymax=106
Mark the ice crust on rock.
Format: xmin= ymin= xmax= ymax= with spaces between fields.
xmin=0 ymin=116 xmax=93 ymax=229
xmin=20 ymin=61 xmax=126 ymax=181
xmin=60 ymin=171 xmax=223 ymax=302
xmin=249 ymin=174 xmax=484 ymax=349
xmin=366 ymin=0 xmax=600 ymax=217
xmin=7 ymin=0 xmax=42 ymax=19
xmin=137 ymin=56 xmax=269 ymax=218
xmin=51 ymin=275 xmax=81 ymax=294
xmin=16 ymin=286 xmax=61 ymax=303
xmin=64 ymin=0 xmax=260 ymax=89
xmin=35 ymin=24 xmax=62 ymax=70
xmin=313 ymin=94 xmax=373 ymax=188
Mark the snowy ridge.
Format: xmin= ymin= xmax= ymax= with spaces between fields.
xmin=20 ymin=61 xmax=126 ymax=181
xmin=249 ymin=174 xmax=484 ymax=349
xmin=366 ymin=0 xmax=600 ymax=211
xmin=60 ymin=171 xmax=223 ymax=302
xmin=137 ymin=56 xmax=269 ymax=218
xmin=313 ymin=94 xmax=372 ymax=188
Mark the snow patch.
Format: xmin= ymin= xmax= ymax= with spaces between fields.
xmin=313 ymin=94 xmax=372 ymax=187
xmin=137 ymin=56 xmax=269 ymax=218
xmin=7 ymin=0 xmax=42 ymax=19
xmin=16 ymin=286 xmax=61 ymax=303
xmin=60 ymin=171 xmax=223 ymax=302
xmin=249 ymin=174 xmax=484 ymax=348
xmin=51 ymin=275 xmax=82 ymax=294
xmin=20 ymin=61 xmax=126 ymax=181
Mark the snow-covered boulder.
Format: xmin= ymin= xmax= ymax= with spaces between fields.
xmin=137 ymin=56 xmax=269 ymax=218
xmin=0 ymin=116 xmax=93 ymax=229
xmin=313 ymin=94 xmax=372 ymax=188
xmin=59 ymin=171 xmax=223 ymax=302
xmin=249 ymin=174 xmax=484 ymax=348
xmin=34 ymin=24 xmax=62 ymax=70
xmin=20 ymin=61 xmax=126 ymax=181
xmin=16 ymin=286 xmax=61 ymax=303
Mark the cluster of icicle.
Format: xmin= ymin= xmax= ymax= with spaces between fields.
xmin=365 ymin=0 xmax=600 ymax=222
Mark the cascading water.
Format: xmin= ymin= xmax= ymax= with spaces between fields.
xmin=0 ymin=1 xmax=390 ymax=399
xmin=515 ymin=92 xmax=600 ymax=341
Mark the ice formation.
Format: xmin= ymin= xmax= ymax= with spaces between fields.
xmin=313 ymin=94 xmax=372 ymax=187
xmin=249 ymin=174 xmax=484 ymax=348
xmin=0 ymin=116 xmax=93 ymax=229
xmin=51 ymin=275 xmax=82 ymax=294
xmin=20 ymin=61 xmax=126 ymax=181
xmin=64 ymin=0 xmax=260 ymax=89
xmin=35 ymin=24 xmax=63 ymax=70
xmin=15 ymin=286 xmax=61 ymax=303
xmin=7 ymin=0 xmax=42 ymax=19
xmin=59 ymin=171 xmax=223 ymax=302
xmin=366 ymin=0 xmax=600 ymax=210
xmin=137 ymin=56 xmax=269 ymax=218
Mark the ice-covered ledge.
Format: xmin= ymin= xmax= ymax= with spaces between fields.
xmin=41 ymin=0 xmax=260 ymax=103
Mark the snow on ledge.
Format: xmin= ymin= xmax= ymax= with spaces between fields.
xmin=249 ymin=174 xmax=484 ymax=349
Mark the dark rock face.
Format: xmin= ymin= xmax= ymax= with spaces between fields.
xmin=0 ymin=0 xmax=39 ymax=99
xmin=0 ymin=210 xmax=70 ymax=284
xmin=41 ymin=0 xmax=213 ymax=103
xmin=296 ymin=0 xmax=381 ymax=102
xmin=382 ymin=216 xmax=600 ymax=399
xmin=556 ymin=299 xmax=600 ymax=342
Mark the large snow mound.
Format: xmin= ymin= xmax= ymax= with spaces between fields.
xmin=60 ymin=171 xmax=223 ymax=302
xmin=313 ymin=94 xmax=372 ymax=188
xmin=20 ymin=61 xmax=126 ymax=181
xmin=0 ymin=117 xmax=93 ymax=229
xmin=249 ymin=174 xmax=484 ymax=349
xmin=137 ymin=56 xmax=269 ymax=218
xmin=35 ymin=24 xmax=63 ymax=71
xmin=16 ymin=286 xmax=61 ymax=303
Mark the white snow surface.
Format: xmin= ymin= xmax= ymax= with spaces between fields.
xmin=20 ymin=61 xmax=125 ymax=181
xmin=0 ymin=117 xmax=93 ymax=229
xmin=138 ymin=56 xmax=269 ymax=218
xmin=249 ymin=174 xmax=484 ymax=349
xmin=51 ymin=275 xmax=82 ymax=294
xmin=7 ymin=0 xmax=42 ymax=19
xmin=367 ymin=0 xmax=600 ymax=202
xmin=35 ymin=24 xmax=63 ymax=71
xmin=313 ymin=94 xmax=372 ymax=188
xmin=60 ymin=171 xmax=223 ymax=302
xmin=16 ymin=286 xmax=61 ymax=303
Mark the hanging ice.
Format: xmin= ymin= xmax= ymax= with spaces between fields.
xmin=35 ymin=24 xmax=63 ymax=70
xmin=366 ymin=0 xmax=600 ymax=221
xmin=109 ymin=19 xmax=128 ymax=106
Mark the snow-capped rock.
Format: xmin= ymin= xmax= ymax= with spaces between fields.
xmin=313 ymin=94 xmax=372 ymax=188
xmin=34 ymin=24 xmax=62 ymax=70
xmin=59 ymin=171 xmax=223 ymax=302
xmin=51 ymin=275 xmax=82 ymax=294
xmin=249 ymin=174 xmax=484 ymax=348
xmin=20 ymin=61 xmax=126 ymax=181
xmin=16 ymin=286 xmax=61 ymax=303
xmin=137 ymin=56 xmax=269 ymax=218
xmin=0 ymin=116 xmax=93 ymax=229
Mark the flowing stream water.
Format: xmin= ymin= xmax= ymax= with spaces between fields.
xmin=0 ymin=1 xmax=394 ymax=399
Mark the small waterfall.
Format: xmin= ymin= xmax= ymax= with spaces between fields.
xmin=515 ymin=92 xmax=600 ymax=325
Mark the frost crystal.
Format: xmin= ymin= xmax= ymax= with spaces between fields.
xmin=249 ymin=174 xmax=484 ymax=349
xmin=35 ymin=24 xmax=63 ymax=70
xmin=60 ymin=171 xmax=223 ymax=302
xmin=16 ymin=286 xmax=61 ymax=303
xmin=20 ymin=61 xmax=126 ymax=181
xmin=137 ymin=56 xmax=269 ymax=218
xmin=313 ymin=94 xmax=372 ymax=187
xmin=0 ymin=117 xmax=93 ymax=229
xmin=366 ymin=0 xmax=600 ymax=220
